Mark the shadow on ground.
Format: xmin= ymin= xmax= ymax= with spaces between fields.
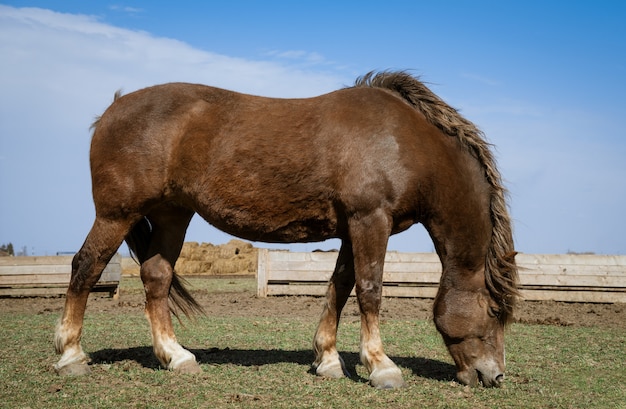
xmin=90 ymin=346 xmax=455 ymax=383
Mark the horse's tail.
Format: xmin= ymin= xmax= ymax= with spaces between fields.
xmin=125 ymin=217 xmax=204 ymax=318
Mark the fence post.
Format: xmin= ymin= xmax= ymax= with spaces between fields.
xmin=256 ymin=248 xmax=269 ymax=297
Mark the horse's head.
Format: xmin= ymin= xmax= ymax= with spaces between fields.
xmin=433 ymin=286 xmax=506 ymax=387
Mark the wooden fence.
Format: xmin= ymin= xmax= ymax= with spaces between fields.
xmin=0 ymin=254 xmax=121 ymax=297
xmin=257 ymin=250 xmax=626 ymax=303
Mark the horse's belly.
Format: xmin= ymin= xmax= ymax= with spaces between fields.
xmin=194 ymin=198 xmax=340 ymax=244
xmin=232 ymin=221 xmax=337 ymax=243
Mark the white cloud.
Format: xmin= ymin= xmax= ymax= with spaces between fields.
xmin=263 ymin=49 xmax=328 ymax=65
xmin=108 ymin=5 xmax=144 ymax=14
xmin=0 ymin=6 xmax=351 ymax=255
xmin=0 ymin=6 xmax=348 ymax=97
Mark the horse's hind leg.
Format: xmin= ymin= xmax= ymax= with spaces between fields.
xmin=54 ymin=217 xmax=132 ymax=375
xmin=137 ymin=207 xmax=200 ymax=373
xmin=313 ymin=241 xmax=355 ymax=378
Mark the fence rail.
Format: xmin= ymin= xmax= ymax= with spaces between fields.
xmin=0 ymin=254 xmax=121 ymax=297
xmin=257 ymin=250 xmax=626 ymax=303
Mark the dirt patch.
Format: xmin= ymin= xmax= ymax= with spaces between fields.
xmin=1 ymin=278 xmax=623 ymax=329
xmin=513 ymin=299 xmax=624 ymax=327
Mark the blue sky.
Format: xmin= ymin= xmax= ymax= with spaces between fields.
xmin=1 ymin=1 xmax=625 ymax=256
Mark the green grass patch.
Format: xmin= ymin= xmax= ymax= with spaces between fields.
xmin=1 ymin=280 xmax=624 ymax=408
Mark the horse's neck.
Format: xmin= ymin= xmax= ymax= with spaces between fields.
xmin=438 ymin=260 xmax=487 ymax=292
xmin=424 ymin=214 xmax=491 ymax=292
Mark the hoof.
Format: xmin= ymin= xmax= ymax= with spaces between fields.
xmin=314 ymin=355 xmax=349 ymax=379
xmin=55 ymin=362 xmax=91 ymax=376
xmin=369 ymin=367 xmax=406 ymax=389
xmin=172 ymin=360 xmax=202 ymax=374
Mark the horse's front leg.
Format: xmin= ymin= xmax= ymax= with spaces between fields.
xmin=313 ymin=242 xmax=355 ymax=378
xmin=141 ymin=254 xmax=201 ymax=373
xmin=350 ymin=211 xmax=405 ymax=389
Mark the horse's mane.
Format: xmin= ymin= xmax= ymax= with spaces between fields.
xmin=354 ymin=71 xmax=519 ymax=324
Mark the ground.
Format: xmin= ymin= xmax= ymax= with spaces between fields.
xmin=0 ymin=276 xmax=623 ymax=329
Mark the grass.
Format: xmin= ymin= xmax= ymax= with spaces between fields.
xmin=1 ymin=278 xmax=624 ymax=408
xmin=119 ymin=274 xmax=257 ymax=294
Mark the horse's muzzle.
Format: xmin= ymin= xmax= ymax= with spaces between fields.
xmin=458 ymin=364 xmax=505 ymax=388
xmin=478 ymin=370 xmax=505 ymax=388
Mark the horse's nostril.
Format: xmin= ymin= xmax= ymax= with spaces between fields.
xmin=495 ymin=374 xmax=505 ymax=384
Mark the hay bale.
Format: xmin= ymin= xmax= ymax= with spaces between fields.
xmin=122 ymin=240 xmax=257 ymax=276
xmin=176 ymin=240 xmax=256 ymax=275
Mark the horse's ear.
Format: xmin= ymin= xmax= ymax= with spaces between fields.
xmin=504 ymin=251 xmax=518 ymax=263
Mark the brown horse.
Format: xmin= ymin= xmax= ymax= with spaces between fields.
xmin=54 ymin=71 xmax=518 ymax=388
